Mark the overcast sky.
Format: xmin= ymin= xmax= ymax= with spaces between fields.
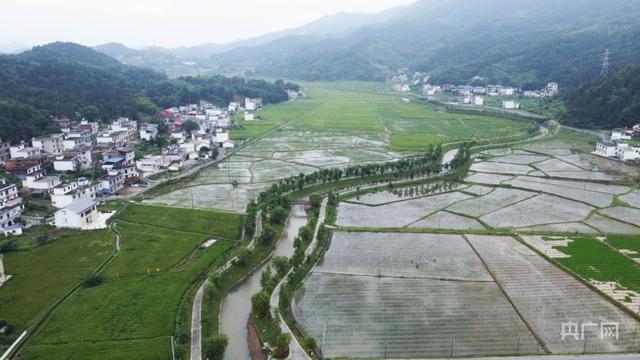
xmin=0 ymin=0 xmax=415 ymax=49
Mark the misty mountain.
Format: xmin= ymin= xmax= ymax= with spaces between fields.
xmin=206 ymin=0 xmax=640 ymax=89
xmin=93 ymin=6 xmax=408 ymax=76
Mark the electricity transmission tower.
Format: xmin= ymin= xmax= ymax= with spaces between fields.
xmin=600 ymin=49 xmax=611 ymax=76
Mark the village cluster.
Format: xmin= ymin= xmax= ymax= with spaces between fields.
xmin=0 ymin=96 xmax=266 ymax=236
xmin=594 ymin=125 xmax=640 ymax=161
xmin=389 ymin=68 xmax=559 ymax=110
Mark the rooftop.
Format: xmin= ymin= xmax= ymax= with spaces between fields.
xmin=65 ymin=198 xmax=96 ymax=214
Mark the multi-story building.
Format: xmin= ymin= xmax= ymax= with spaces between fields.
xmin=0 ymin=178 xmax=24 ymax=232
xmin=51 ymin=178 xmax=102 ymax=209
xmin=63 ymin=130 xmax=92 ymax=150
xmin=244 ymin=97 xmax=263 ymax=111
xmin=139 ymin=123 xmax=159 ymax=141
xmin=98 ymin=171 xmax=124 ymax=195
xmin=54 ymin=198 xmax=99 ymax=229
xmin=78 ymin=120 xmax=99 ymax=135
xmin=23 ymin=170 xmax=61 ymax=194
xmin=10 ymin=142 xmax=43 ymax=159
xmin=110 ymin=117 xmax=138 ymax=141
xmin=0 ymin=138 xmax=10 ymax=165
xmin=31 ymin=133 xmax=65 ymax=156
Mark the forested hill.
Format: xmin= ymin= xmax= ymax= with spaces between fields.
xmin=562 ymin=65 xmax=640 ymax=130
xmin=208 ymin=0 xmax=640 ymax=89
xmin=0 ymin=42 xmax=291 ymax=143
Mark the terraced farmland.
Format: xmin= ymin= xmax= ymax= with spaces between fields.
xmin=292 ymin=232 xmax=540 ymax=358
xmin=467 ymin=235 xmax=639 ymax=353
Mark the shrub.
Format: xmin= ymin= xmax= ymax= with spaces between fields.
xmin=204 ymin=334 xmax=228 ymax=360
xmin=251 ymin=291 xmax=270 ymax=319
xmin=82 ymin=275 xmax=104 ymax=288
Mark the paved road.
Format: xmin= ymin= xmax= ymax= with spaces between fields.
xmin=190 ymin=211 xmax=262 ymax=360
xmin=190 ymin=284 xmax=205 ymax=360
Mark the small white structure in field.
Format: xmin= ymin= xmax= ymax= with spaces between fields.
xmin=611 ymin=128 xmax=633 ymax=141
xmin=595 ymin=141 xmax=618 ymax=158
xmin=472 ymin=95 xmax=484 ymax=106
xmin=0 ymin=254 xmax=10 ymax=286
xmin=244 ymin=111 xmax=255 ymax=121
xmin=54 ymin=198 xmax=100 ymax=229
xmin=502 ymin=100 xmax=520 ymax=110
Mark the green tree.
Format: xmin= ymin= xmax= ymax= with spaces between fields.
xmin=272 ymin=256 xmax=289 ymax=275
xmin=309 ymin=194 xmax=322 ymax=209
xmin=258 ymin=225 xmax=276 ymax=245
xmin=204 ymin=334 xmax=228 ymax=360
xmin=181 ymin=119 xmax=200 ymax=136
xmin=271 ymin=206 xmax=288 ymax=224
xmin=81 ymin=105 xmax=100 ymax=121
xmin=303 ymin=336 xmax=317 ymax=352
xmin=251 ymin=291 xmax=270 ymax=319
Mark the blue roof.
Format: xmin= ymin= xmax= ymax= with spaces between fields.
xmin=103 ymin=157 xmax=124 ymax=164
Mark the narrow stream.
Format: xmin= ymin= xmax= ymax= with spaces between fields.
xmin=220 ymin=204 xmax=309 ymax=360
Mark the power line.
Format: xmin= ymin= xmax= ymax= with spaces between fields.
xmin=600 ymin=49 xmax=611 ymax=76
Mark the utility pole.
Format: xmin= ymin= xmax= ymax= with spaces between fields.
xmin=600 ymin=49 xmax=611 ymax=76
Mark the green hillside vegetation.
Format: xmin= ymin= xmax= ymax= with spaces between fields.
xmin=562 ymin=64 xmax=640 ymax=129
xmin=0 ymin=42 xmax=292 ymax=143
xmin=208 ymin=0 xmax=640 ymax=89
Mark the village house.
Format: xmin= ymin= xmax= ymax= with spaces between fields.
xmin=68 ymin=147 xmax=93 ymax=170
xmin=139 ymin=123 xmax=159 ymax=141
xmin=593 ymin=124 xmax=640 ymax=162
xmin=136 ymin=155 xmax=167 ymax=174
xmin=78 ymin=119 xmax=99 ymax=134
xmin=595 ymin=141 xmax=617 ymax=157
xmin=0 ymin=138 xmax=9 ymax=165
xmin=546 ymin=82 xmax=559 ymax=96
xmin=51 ymin=178 xmax=101 ymax=209
xmin=23 ymin=170 xmax=61 ymax=194
xmin=499 ymin=87 xmax=517 ymax=96
xmin=502 ymin=100 xmax=520 ymax=110
xmin=170 ymin=131 xmax=185 ymax=143
xmin=31 ymin=133 xmax=65 ymax=156
xmin=54 ymin=198 xmax=99 ymax=229
xmin=473 ymin=86 xmax=486 ymax=94
xmin=485 ymin=85 xmax=502 ymax=96
xmin=0 ymin=178 xmax=24 ymax=235
xmin=228 ymin=102 xmax=240 ymax=112
xmin=615 ymin=143 xmax=640 ymax=161
xmin=422 ymin=84 xmax=441 ymax=96
xmin=244 ymin=111 xmax=255 ymax=121
xmin=611 ymin=128 xmax=634 ymax=141
xmin=110 ymin=117 xmax=138 ymax=141
xmin=10 ymin=142 xmax=44 ymax=159
xmin=98 ymin=171 xmax=124 ymax=195
xmin=96 ymin=130 xmax=128 ymax=147
xmin=4 ymin=162 xmax=44 ymax=179
xmin=62 ymin=129 xmax=92 ymax=150
xmin=457 ymin=85 xmax=474 ymax=96
xmin=392 ymin=84 xmax=411 ymax=93
xmin=245 ymin=97 xmax=263 ymax=111
xmin=53 ymin=154 xmax=81 ymax=172
xmin=51 ymin=117 xmax=73 ymax=129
